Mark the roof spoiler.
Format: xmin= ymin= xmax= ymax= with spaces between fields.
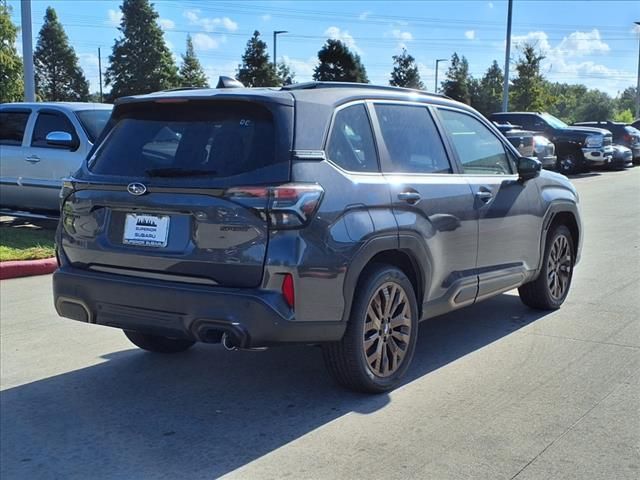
xmin=217 ymin=76 xmax=244 ymax=89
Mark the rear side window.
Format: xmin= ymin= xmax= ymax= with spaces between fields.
xmin=439 ymin=109 xmax=512 ymax=175
xmin=0 ymin=111 xmax=30 ymax=146
xmin=327 ymin=104 xmax=379 ymax=172
xmin=375 ymin=104 xmax=451 ymax=174
xmin=89 ymin=102 xmax=279 ymax=183
xmin=31 ymin=111 xmax=78 ymax=148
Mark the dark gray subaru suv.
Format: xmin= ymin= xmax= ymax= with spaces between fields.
xmin=53 ymin=82 xmax=582 ymax=393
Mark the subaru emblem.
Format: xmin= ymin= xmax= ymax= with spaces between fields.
xmin=127 ymin=182 xmax=147 ymax=196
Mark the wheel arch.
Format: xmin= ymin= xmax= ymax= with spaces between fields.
xmin=538 ymin=202 xmax=582 ymax=273
xmin=342 ymin=236 xmax=430 ymax=322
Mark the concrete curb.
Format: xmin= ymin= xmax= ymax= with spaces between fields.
xmin=0 ymin=258 xmax=57 ymax=280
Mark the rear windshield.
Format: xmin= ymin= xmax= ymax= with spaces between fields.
xmin=88 ymin=102 xmax=278 ymax=184
xmin=76 ymin=109 xmax=112 ymax=143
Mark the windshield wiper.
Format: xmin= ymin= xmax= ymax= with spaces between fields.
xmin=145 ymin=168 xmax=218 ymax=177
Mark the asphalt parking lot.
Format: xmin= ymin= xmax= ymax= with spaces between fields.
xmin=1 ymin=168 xmax=638 ymax=480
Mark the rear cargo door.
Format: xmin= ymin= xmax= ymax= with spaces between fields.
xmin=60 ymin=99 xmax=293 ymax=287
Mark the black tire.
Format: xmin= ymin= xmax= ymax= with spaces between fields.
xmin=556 ymin=151 xmax=582 ymax=175
xmin=322 ymin=265 xmax=419 ymax=393
xmin=124 ymin=330 xmax=195 ymax=353
xmin=519 ymin=224 xmax=575 ymax=310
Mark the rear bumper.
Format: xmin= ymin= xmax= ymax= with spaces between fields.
xmin=53 ymin=267 xmax=345 ymax=347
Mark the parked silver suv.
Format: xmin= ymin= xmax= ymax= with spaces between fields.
xmin=0 ymin=102 xmax=112 ymax=215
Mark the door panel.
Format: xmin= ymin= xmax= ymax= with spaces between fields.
xmin=437 ymin=107 xmax=543 ymax=297
xmin=0 ymin=109 xmax=32 ymax=209
xmin=372 ymin=103 xmax=479 ymax=309
xmin=21 ymin=110 xmax=86 ymax=211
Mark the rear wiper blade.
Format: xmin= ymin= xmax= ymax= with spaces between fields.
xmin=144 ymin=168 xmax=218 ymax=177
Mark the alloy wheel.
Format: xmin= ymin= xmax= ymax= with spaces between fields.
xmin=547 ymin=234 xmax=572 ymax=300
xmin=363 ymin=282 xmax=412 ymax=377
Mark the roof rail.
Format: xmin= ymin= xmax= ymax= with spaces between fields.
xmin=282 ymin=81 xmax=449 ymax=98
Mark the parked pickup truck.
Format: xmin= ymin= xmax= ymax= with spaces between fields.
xmin=490 ymin=112 xmax=613 ymax=174
xmin=494 ymin=123 xmax=557 ymax=170
xmin=0 ymin=102 xmax=112 ymax=216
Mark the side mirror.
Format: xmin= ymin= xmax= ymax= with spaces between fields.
xmin=517 ymin=156 xmax=542 ymax=182
xmin=46 ymin=131 xmax=76 ymax=149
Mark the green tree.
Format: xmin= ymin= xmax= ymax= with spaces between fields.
xmin=105 ymin=0 xmax=178 ymax=100
xmin=277 ymin=61 xmax=295 ymax=86
xmin=613 ymin=109 xmax=634 ymax=123
xmin=389 ymin=48 xmax=423 ymax=89
xmin=441 ymin=52 xmax=470 ymax=104
xmin=179 ymin=34 xmax=208 ymax=87
xmin=472 ymin=60 xmax=503 ymax=115
xmin=236 ymin=30 xmax=280 ymax=87
xmin=0 ymin=2 xmax=23 ymax=102
xmin=33 ymin=7 xmax=89 ymax=101
xmin=546 ymin=82 xmax=586 ymax=123
xmin=510 ymin=43 xmax=549 ymax=111
xmin=574 ymin=89 xmax=614 ymax=122
xmin=615 ymin=87 xmax=636 ymax=114
xmin=313 ymin=39 xmax=368 ymax=83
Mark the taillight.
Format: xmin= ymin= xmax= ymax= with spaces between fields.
xmin=623 ymin=133 xmax=632 ymax=143
xmin=225 ymin=183 xmax=324 ymax=229
xmin=281 ymin=273 xmax=295 ymax=308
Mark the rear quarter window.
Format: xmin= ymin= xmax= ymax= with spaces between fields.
xmin=0 ymin=111 xmax=30 ymax=146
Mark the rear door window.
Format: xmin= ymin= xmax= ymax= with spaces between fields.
xmin=89 ymin=102 xmax=283 ymax=185
xmin=0 ymin=111 xmax=31 ymax=146
xmin=375 ymin=104 xmax=451 ymax=174
xmin=438 ymin=109 xmax=513 ymax=175
xmin=326 ymin=104 xmax=379 ymax=172
xmin=31 ymin=111 xmax=79 ymax=148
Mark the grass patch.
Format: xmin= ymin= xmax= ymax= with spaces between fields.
xmin=0 ymin=225 xmax=56 ymax=262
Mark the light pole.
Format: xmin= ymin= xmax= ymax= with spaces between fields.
xmin=273 ymin=30 xmax=288 ymax=68
xmin=502 ymin=0 xmax=514 ymax=112
xmin=435 ymin=58 xmax=447 ymax=93
xmin=635 ymin=22 xmax=640 ymax=119
xmin=20 ymin=0 xmax=35 ymax=102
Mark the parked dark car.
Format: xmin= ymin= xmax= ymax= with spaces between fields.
xmin=573 ymin=121 xmax=640 ymax=163
xmin=490 ymin=112 xmax=613 ymax=174
xmin=53 ymin=82 xmax=582 ymax=393
xmin=610 ymin=145 xmax=633 ymax=169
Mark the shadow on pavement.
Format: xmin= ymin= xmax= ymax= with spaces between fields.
xmin=0 ymin=293 xmax=549 ymax=479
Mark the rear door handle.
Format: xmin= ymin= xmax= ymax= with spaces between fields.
xmin=475 ymin=190 xmax=493 ymax=202
xmin=397 ymin=191 xmax=422 ymax=204
xmin=25 ymin=155 xmax=41 ymax=163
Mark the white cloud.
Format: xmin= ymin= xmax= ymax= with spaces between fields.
xmin=359 ymin=11 xmax=372 ymax=20
xmin=261 ymin=14 xmax=271 ymax=22
xmin=488 ymin=2 xmax=494 ymax=8
xmin=555 ymin=29 xmax=609 ymax=57
xmin=325 ymin=26 xmax=361 ymax=54
xmin=512 ymin=30 xmax=552 ymax=52
xmin=222 ymin=17 xmax=238 ymax=32
xmin=192 ymin=33 xmax=219 ymax=51
xmin=158 ymin=18 xmax=175 ymax=30
xmin=281 ymin=55 xmax=318 ymax=81
xmin=510 ymin=30 xmax=632 ymax=96
xmin=184 ymin=9 xmax=238 ymax=32
xmin=106 ymin=9 xmax=122 ymax=27
xmin=392 ymin=29 xmax=413 ymax=42
xmin=465 ymin=30 xmax=476 ymax=40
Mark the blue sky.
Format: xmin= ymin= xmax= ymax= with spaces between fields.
xmin=9 ymin=0 xmax=640 ymax=97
